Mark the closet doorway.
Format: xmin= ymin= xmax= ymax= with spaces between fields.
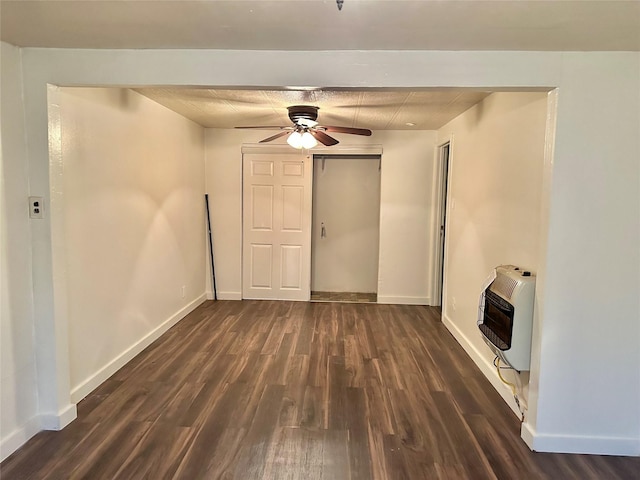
xmin=311 ymin=154 xmax=381 ymax=303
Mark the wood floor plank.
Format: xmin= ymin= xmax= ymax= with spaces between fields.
xmin=328 ymin=355 xmax=349 ymax=430
xmin=387 ymin=387 xmax=439 ymax=466
xmin=381 ymin=433 xmax=412 ymax=480
xmin=367 ymin=424 xmax=389 ymax=480
xmin=345 ymin=387 xmax=374 ymax=479
xmin=3 ymin=300 xmax=639 ymax=480
xmin=430 ymin=391 xmax=497 ymax=479
xmin=465 ymin=413 xmax=546 ymax=480
xmin=279 ymin=382 xmax=307 ymax=427
xmin=294 ymin=309 xmax=315 ymax=355
xmin=43 ymin=419 xmax=151 ymax=479
xmin=321 ymin=429 xmax=350 ymax=480
xmin=176 ymin=358 xmax=235 ymax=428
xmin=265 ymin=332 xmax=295 ymax=385
xmin=171 ymin=382 xmax=245 ymax=478
xmin=363 ymin=386 xmax=396 ymax=435
xmin=110 ymin=421 xmax=191 ymax=480
xmin=284 ymin=352 xmax=310 ymax=387
xmin=344 ymin=334 xmax=365 ymax=387
xmin=0 ymin=425 xmax=100 ymax=479
xmin=301 ymin=385 xmax=326 ymax=430
xmin=157 ymin=380 xmax=206 ymax=425
xmin=232 ymin=384 xmax=285 ymax=479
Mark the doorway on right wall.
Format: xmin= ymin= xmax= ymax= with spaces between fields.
xmin=311 ymin=154 xmax=381 ymax=303
xmin=433 ymin=140 xmax=451 ymax=308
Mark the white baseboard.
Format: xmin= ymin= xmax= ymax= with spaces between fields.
xmin=217 ymin=291 xmax=242 ymax=300
xmin=443 ymin=315 xmax=640 ymax=456
xmin=521 ymin=422 xmax=640 ymax=456
xmin=2 ymin=296 xmax=206 ymax=462
xmin=521 ymin=421 xmax=536 ymax=450
xmin=441 ymin=313 xmax=522 ymax=418
xmin=0 ymin=403 xmax=77 ymax=462
xmin=40 ymin=403 xmax=77 ymax=430
xmin=377 ymin=295 xmax=430 ymax=305
xmin=70 ymin=294 xmax=207 ymax=403
xmin=0 ymin=415 xmax=41 ymax=462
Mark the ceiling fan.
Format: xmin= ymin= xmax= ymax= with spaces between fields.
xmin=235 ymin=105 xmax=372 ymax=149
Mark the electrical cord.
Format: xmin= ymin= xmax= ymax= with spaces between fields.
xmin=493 ymin=356 xmax=514 ymax=369
xmin=496 ymin=357 xmax=517 ymax=395
xmin=494 ymin=355 xmax=526 ymax=421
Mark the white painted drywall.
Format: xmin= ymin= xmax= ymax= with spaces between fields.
xmin=203 ymin=129 xmax=245 ymax=300
xmin=375 ymin=131 xmax=439 ymax=305
xmin=205 ymin=129 xmax=437 ymax=304
xmin=437 ymin=92 xmax=548 ymax=416
xmin=0 ymin=42 xmax=40 ymax=461
xmin=55 ymin=87 xmax=206 ymax=400
xmin=524 ymin=54 xmax=640 ymax=455
xmin=312 ymin=157 xmax=381 ymax=294
xmin=4 ymin=47 xmax=638 ymax=457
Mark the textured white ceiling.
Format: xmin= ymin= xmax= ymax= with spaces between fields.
xmin=134 ymin=88 xmax=492 ymax=130
xmin=6 ymin=1 xmax=631 ymax=132
xmin=2 ymin=1 xmax=639 ymax=51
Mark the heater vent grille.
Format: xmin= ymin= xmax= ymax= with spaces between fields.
xmin=491 ymin=275 xmax=518 ymax=299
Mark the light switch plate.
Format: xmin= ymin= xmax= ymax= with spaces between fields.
xmin=29 ymin=196 xmax=44 ymax=219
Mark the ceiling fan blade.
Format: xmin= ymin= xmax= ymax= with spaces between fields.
xmin=235 ymin=126 xmax=293 ymax=130
xmin=310 ymin=129 xmax=339 ymax=146
xmin=259 ymin=131 xmax=291 ymax=143
xmin=321 ymin=125 xmax=372 ymax=136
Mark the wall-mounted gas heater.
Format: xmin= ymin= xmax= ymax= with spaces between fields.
xmin=478 ymin=265 xmax=536 ymax=371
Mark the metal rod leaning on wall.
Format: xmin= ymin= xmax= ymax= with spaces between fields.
xmin=205 ymin=194 xmax=217 ymax=300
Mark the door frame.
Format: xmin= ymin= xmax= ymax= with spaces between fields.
xmin=240 ymin=144 xmax=382 ymax=301
xmin=432 ymin=136 xmax=454 ymax=307
xmin=310 ymin=153 xmax=382 ymax=295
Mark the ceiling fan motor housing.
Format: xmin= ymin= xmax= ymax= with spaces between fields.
xmin=288 ymin=105 xmax=319 ymax=124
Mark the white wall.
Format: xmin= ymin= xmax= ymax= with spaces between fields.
xmin=203 ymin=129 xmax=245 ymax=300
xmin=312 ymin=157 xmax=380 ymax=293
xmin=376 ymin=131 xmax=439 ymax=304
xmin=52 ymin=87 xmax=206 ymax=402
xmin=526 ymin=54 xmax=640 ymax=455
xmin=205 ymin=129 xmax=437 ymax=304
xmin=3 ymin=47 xmax=638 ymax=457
xmin=437 ymin=92 xmax=548 ymax=415
xmin=0 ymin=42 xmax=40 ymax=460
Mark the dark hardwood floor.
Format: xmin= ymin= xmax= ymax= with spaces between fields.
xmin=2 ymin=301 xmax=638 ymax=479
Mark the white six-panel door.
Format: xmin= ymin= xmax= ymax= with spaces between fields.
xmin=242 ymin=153 xmax=312 ymax=300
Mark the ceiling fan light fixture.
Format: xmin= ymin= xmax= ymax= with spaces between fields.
xmin=301 ymin=131 xmax=318 ymax=149
xmin=237 ymin=105 xmax=370 ymax=148
xmin=287 ymin=131 xmax=304 ymax=149
xmin=287 ymin=130 xmax=318 ymax=149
